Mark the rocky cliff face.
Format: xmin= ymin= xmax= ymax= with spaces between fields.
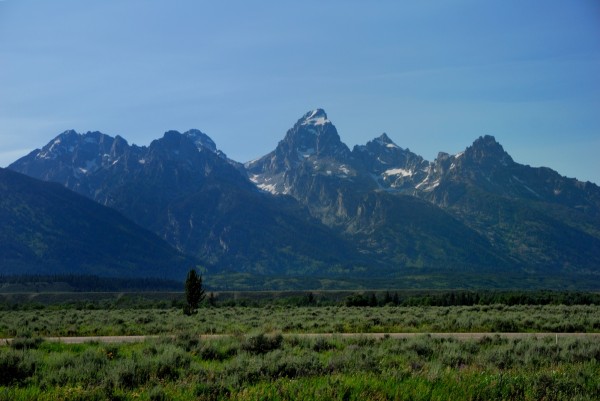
xmin=416 ymin=135 xmax=600 ymax=271
xmin=246 ymin=110 xmax=600 ymax=276
xmin=351 ymin=133 xmax=429 ymax=192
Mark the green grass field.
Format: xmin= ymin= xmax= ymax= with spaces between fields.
xmin=1 ymin=304 xmax=599 ymax=338
xmin=2 ymin=330 xmax=599 ymax=400
xmin=2 ymin=294 xmax=600 ymax=400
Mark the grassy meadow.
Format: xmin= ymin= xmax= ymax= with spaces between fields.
xmin=1 ymin=304 xmax=600 ymax=337
xmin=1 ymin=293 xmax=600 ymax=400
xmin=2 ymin=331 xmax=599 ymax=400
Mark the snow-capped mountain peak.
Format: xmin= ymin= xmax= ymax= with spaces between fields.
xmin=300 ymin=108 xmax=330 ymax=126
xmin=280 ymin=109 xmax=350 ymax=158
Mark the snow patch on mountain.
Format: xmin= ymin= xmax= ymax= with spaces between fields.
xmin=416 ymin=177 xmax=441 ymax=191
xmin=297 ymin=148 xmax=315 ymax=158
xmin=512 ymin=175 xmax=540 ymax=197
xmin=250 ymin=173 xmax=288 ymax=195
xmin=301 ymin=109 xmax=330 ymax=126
xmin=37 ymin=150 xmax=54 ymax=160
xmin=257 ymin=182 xmax=279 ymax=194
xmin=38 ymin=139 xmax=64 ymax=160
xmin=383 ymin=168 xmax=412 ymax=178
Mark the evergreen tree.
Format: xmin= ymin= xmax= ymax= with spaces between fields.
xmin=382 ymin=291 xmax=392 ymax=305
xmin=368 ymin=293 xmax=378 ymax=307
xmin=306 ymin=292 xmax=315 ymax=306
xmin=184 ymin=269 xmax=205 ymax=315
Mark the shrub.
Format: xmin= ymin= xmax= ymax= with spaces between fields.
xmin=174 ymin=331 xmax=201 ymax=352
xmin=405 ymin=336 xmax=435 ymax=358
xmin=154 ymin=346 xmax=190 ymax=381
xmin=241 ymin=333 xmax=283 ymax=355
xmin=200 ymin=342 xmax=238 ymax=361
xmin=312 ymin=337 xmax=338 ymax=352
xmin=110 ymin=358 xmax=151 ymax=389
xmin=9 ymin=336 xmax=43 ymax=351
xmin=263 ymin=350 xmax=324 ymax=379
xmin=0 ymin=349 xmax=37 ymax=385
xmin=41 ymin=347 xmax=109 ymax=387
xmin=194 ymin=382 xmax=231 ymax=401
xmin=148 ymin=385 xmax=167 ymax=401
xmin=490 ymin=318 xmax=519 ymax=332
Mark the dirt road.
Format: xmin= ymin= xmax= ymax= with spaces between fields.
xmin=2 ymin=332 xmax=599 ymax=345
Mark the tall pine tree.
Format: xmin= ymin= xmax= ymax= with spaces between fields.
xmin=184 ymin=269 xmax=204 ymax=315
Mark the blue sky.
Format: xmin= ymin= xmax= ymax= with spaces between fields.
xmin=1 ymin=0 xmax=599 ymax=183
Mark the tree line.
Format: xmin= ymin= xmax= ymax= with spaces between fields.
xmin=345 ymin=290 xmax=600 ymax=307
xmin=0 ymin=274 xmax=182 ymax=292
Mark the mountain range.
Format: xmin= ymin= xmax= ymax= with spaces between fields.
xmin=6 ymin=109 xmax=600 ymax=288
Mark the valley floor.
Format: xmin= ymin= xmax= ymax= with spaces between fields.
xmin=2 ymin=304 xmax=599 ymax=337
xmin=2 ymin=331 xmax=600 ymax=346
xmin=1 ymin=304 xmax=599 ymax=400
xmin=2 ymin=331 xmax=599 ymax=400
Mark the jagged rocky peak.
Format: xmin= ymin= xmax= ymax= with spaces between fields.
xmin=184 ymin=129 xmax=217 ymax=153
xmin=245 ymin=108 xmax=354 ymax=195
xmin=437 ymin=151 xmax=451 ymax=161
xmin=156 ymin=130 xmax=185 ymax=151
xmin=35 ymin=130 xmax=125 ymax=161
xmin=300 ymin=108 xmax=330 ymax=126
xmin=147 ymin=129 xmax=243 ymax=175
xmin=6 ymin=129 xmax=132 ymax=191
xmin=278 ymin=108 xmax=350 ymax=160
xmin=465 ymin=135 xmax=513 ymax=166
xmin=182 ymin=129 xmax=239 ymax=166
xmin=374 ymin=133 xmax=397 ymax=147
xmin=149 ymin=130 xmax=204 ymax=159
xmin=56 ymin=129 xmax=80 ymax=141
xmin=84 ymin=130 xmax=110 ymax=143
xmin=470 ymin=135 xmax=503 ymax=151
xmin=45 ymin=129 xmax=83 ymax=147
xmin=352 ymin=132 xmax=429 ymax=184
xmin=354 ymin=133 xmax=389 ymax=152
xmin=109 ymin=134 xmax=129 ymax=153
xmin=289 ymin=108 xmax=333 ymax=140
xmin=36 ymin=130 xmax=78 ymax=159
